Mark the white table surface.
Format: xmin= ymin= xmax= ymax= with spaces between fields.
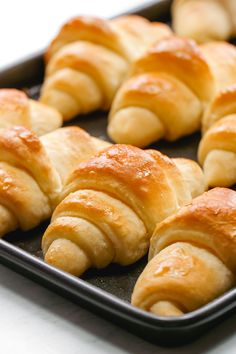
xmin=0 ymin=1 xmax=235 ymax=353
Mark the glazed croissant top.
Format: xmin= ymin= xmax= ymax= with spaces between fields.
xmin=108 ymin=36 xmax=236 ymax=147
xmin=40 ymin=15 xmax=172 ymax=120
xmin=0 ymin=89 xmax=62 ymax=135
xmin=0 ymin=125 xmax=109 ymax=237
xmin=132 ymin=188 xmax=236 ymax=317
xmin=172 ymin=0 xmax=236 ymax=43
xmin=60 ymin=145 xmax=204 ymax=228
xmin=42 ymin=144 xmax=205 ymax=276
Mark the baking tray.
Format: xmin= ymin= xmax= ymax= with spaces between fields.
xmin=0 ymin=0 xmax=235 ymax=347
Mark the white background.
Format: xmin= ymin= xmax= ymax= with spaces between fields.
xmin=0 ymin=0 xmax=236 ymax=353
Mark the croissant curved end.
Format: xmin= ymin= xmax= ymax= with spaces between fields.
xmin=44 ymin=238 xmax=91 ymax=276
xmin=108 ymin=107 xmax=164 ymax=147
xmin=150 ymin=301 xmax=184 ymax=317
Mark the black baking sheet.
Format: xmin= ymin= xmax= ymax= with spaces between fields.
xmin=0 ymin=0 xmax=235 ymax=347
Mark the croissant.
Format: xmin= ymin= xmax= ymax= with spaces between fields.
xmin=42 ymin=144 xmax=205 ymax=276
xmin=132 ymin=188 xmax=236 ymax=317
xmin=0 ymin=125 xmax=109 ymax=237
xmin=200 ymin=41 xmax=236 ymax=93
xmin=172 ymin=0 xmax=236 ymax=43
xmin=40 ymin=15 xmax=172 ymax=120
xmin=0 ymin=89 xmax=62 ymax=135
xmin=108 ymin=36 xmax=236 ymax=147
xmin=108 ymin=37 xmax=215 ymax=147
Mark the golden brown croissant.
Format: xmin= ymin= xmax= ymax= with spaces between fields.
xmin=132 ymin=188 xmax=236 ymax=317
xmin=42 ymin=144 xmax=205 ymax=276
xmin=172 ymin=0 xmax=236 ymax=43
xmin=0 ymin=125 xmax=109 ymax=237
xmin=40 ymin=15 xmax=172 ymax=120
xmin=0 ymin=89 xmax=62 ymax=135
xmin=108 ymin=37 xmax=215 ymax=147
xmin=108 ymin=37 xmax=236 ymax=147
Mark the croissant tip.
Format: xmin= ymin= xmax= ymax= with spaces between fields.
xmin=45 ymin=238 xmax=91 ymax=277
xmin=150 ymin=301 xmax=184 ymax=317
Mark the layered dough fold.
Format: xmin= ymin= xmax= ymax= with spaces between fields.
xmin=0 ymin=89 xmax=62 ymax=135
xmin=199 ymin=86 xmax=236 ymax=187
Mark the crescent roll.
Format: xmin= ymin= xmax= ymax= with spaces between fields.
xmin=172 ymin=0 xmax=236 ymax=43
xmin=108 ymin=37 xmax=215 ymax=147
xmin=108 ymin=37 xmax=236 ymax=147
xmin=132 ymin=188 xmax=236 ymax=317
xmin=42 ymin=144 xmax=205 ymax=276
xmin=40 ymin=15 xmax=172 ymax=120
xmin=0 ymin=89 xmax=62 ymax=135
xmin=0 ymin=125 xmax=109 ymax=237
